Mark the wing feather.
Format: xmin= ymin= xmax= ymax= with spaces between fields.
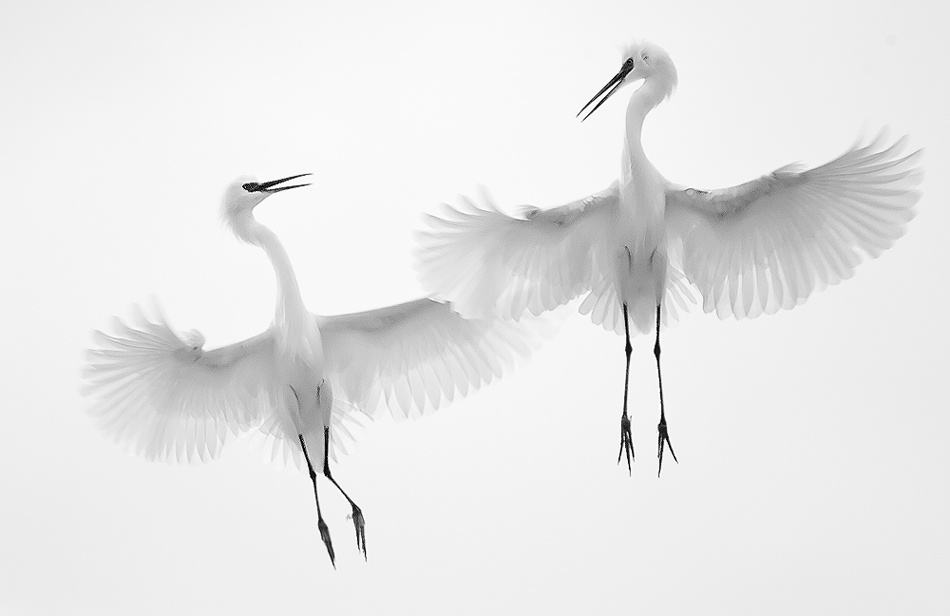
xmin=665 ymin=132 xmax=922 ymax=319
xmin=318 ymin=298 xmax=541 ymax=420
xmin=83 ymin=303 xmax=278 ymax=462
xmin=416 ymin=184 xmax=619 ymax=320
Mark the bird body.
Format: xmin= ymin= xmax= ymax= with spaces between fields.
xmin=222 ymin=179 xmax=329 ymax=462
xmin=84 ymin=174 xmax=539 ymax=567
xmin=618 ymin=132 xmax=667 ymax=334
xmin=417 ymin=41 xmax=922 ymax=474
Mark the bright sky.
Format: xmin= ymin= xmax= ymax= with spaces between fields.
xmin=2 ymin=0 xmax=948 ymax=614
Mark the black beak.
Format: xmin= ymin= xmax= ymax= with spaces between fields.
xmin=244 ymin=173 xmax=311 ymax=193
xmin=577 ymin=60 xmax=634 ymax=122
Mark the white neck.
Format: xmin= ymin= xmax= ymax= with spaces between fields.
xmin=231 ymin=211 xmax=306 ymax=332
xmin=618 ymin=75 xmax=674 ymax=239
xmin=622 ymin=76 xmax=671 ymax=165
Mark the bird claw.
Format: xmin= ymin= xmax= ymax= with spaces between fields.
xmin=318 ymin=518 xmax=336 ymax=569
xmin=656 ymin=418 xmax=678 ymax=477
xmin=617 ymin=412 xmax=635 ymax=475
xmin=350 ymin=505 xmax=367 ymax=559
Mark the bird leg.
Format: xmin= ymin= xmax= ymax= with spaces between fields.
xmin=654 ymin=304 xmax=677 ymax=476
xmin=617 ymin=302 xmax=635 ymax=474
xmin=322 ymin=427 xmax=366 ymax=559
xmin=298 ymin=433 xmax=336 ymax=568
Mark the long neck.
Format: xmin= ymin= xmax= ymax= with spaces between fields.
xmin=619 ymin=76 xmax=672 ymax=239
xmin=622 ymin=77 xmax=670 ymax=169
xmin=234 ymin=212 xmax=306 ymax=332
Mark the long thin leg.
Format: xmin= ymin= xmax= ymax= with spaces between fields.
xmin=654 ymin=304 xmax=677 ymax=476
xmin=617 ymin=302 xmax=635 ymax=474
xmin=299 ymin=433 xmax=336 ymax=568
xmin=289 ymin=386 xmax=335 ymax=568
xmin=322 ymin=427 xmax=366 ymax=559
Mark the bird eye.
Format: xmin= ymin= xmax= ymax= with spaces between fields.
xmin=642 ymin=54 xmax=650 ymax=61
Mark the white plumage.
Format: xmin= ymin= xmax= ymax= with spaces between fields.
xmin=417 ymin=41 xmax=923 ymax=474
xmin=421 ymin=133 xmax=920 ymax=331
xmin=84 ymin=299 xmax=533 ymax=465
xmin=83 ymin=174 xmax=540 ymax=567
xmin=85 ymin=306 xmax=278 ymax=464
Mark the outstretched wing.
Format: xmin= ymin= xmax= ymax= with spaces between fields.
xmin=417 ymin=184 xmax=620 ymax=320
xmin=82 ymin=304 xmax=279 ymax=463
xmin=318 ymin=298 xmax=541 ymax=420
xmin=665 ymin=132 xmax=922 ymax=319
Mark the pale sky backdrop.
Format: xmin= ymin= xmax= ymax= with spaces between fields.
xmin=2 ymin=0 xmax=948 ymax=614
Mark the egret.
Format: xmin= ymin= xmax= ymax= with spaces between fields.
xmin=83 ymin=174 xmax=539 ymax=567
xmin=417 ymin=41 xmax=922 ymax=476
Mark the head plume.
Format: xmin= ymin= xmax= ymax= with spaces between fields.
xmin=620 ymin=40 xmax=677 ymax=101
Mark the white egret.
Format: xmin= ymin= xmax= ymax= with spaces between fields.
xmin=84 ymin=174 xmax=539 ymax=567
xmin=417 ymin=41 xmax=922 ymax=476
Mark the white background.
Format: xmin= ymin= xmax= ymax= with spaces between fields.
xmin=2 ymin=0 xmax=948 ymax=614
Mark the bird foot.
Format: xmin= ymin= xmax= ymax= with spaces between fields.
xmin=349 ymin=505 xmax=367 ymax=559
xmin=617 ymin=412 xmax=635 ymax=474
xmin=656 ymin=418 xmax=678 ymax=477
xmin=318 ymin=518 xmax=336 ymax=569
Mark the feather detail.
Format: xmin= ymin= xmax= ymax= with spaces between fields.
xmin=82 ymin=303 xmax=277 ymax=463
xmin=665 ymin=132 xmax=922 ymax=319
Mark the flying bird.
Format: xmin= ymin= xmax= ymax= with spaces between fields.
xmin=83 ymin=174 xmax=539 ymax=567
xmin=417 ymin=41 xmax=922 ymax=476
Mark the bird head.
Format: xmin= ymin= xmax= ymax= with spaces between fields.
xmin=222 ymin=173 xmax=311 ymax=217
xmin=221 ymin=173 xmax=311 ymax=241
xmin=578 ymin=41 xmax=677 ymax=121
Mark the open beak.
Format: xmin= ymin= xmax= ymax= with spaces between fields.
xmin=577 ymin=60 xmax=634 ymax=121
xmin=245 ymin=173 xmax=312 ymax=193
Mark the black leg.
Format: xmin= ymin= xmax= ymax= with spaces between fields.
xmin=322 ymin=427 xmax=366 ymax=559
xmin=654 ymin=304 xmax=677 ymax=476
xmin=289 ymin=386 xmax=335 ymax=568
xmin=298 ymin=433 xmax=336 ymax=568
xmin=617 ymin=302 xmax=635 ymax=474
